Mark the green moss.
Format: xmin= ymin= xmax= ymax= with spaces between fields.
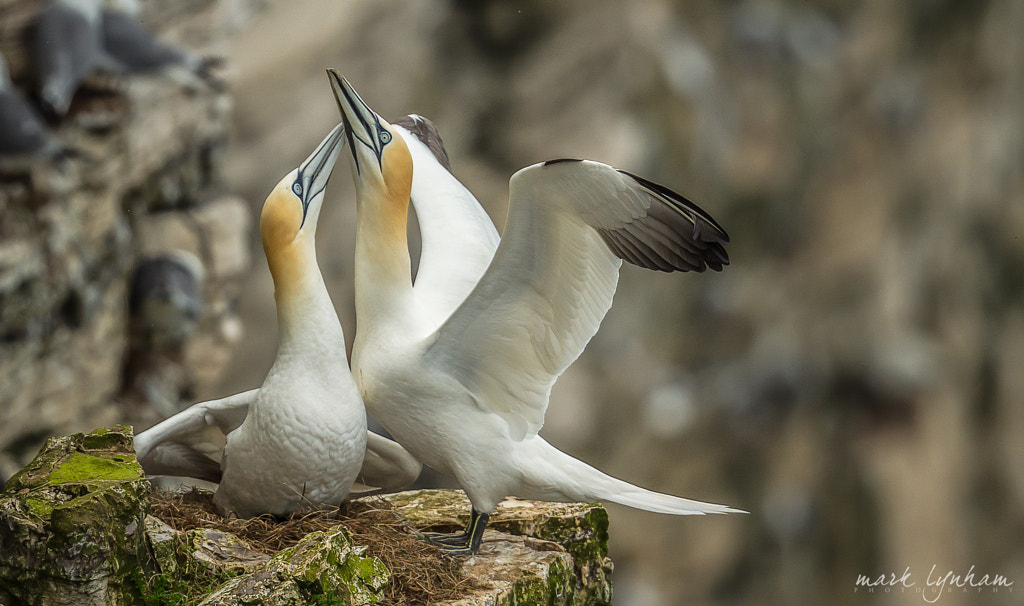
xmin=0 ymin=426 xmax=154 ymax=606
xmin=3 ymin=434 xmax=82 ymax=492
xmin=48 ymin=451 xmax=143 ymax=485
xmin=546 ymin=556 xmax=576 ymax=604
xmin=135 ymin=555 xmax=237 ymax=606
xmin=22 ymin=496 xmax=54 ymax=519
xmin=506 ymin=570 xmax=551 ymax=605
xmin=327 ymin=551 xmax=389 ymax=602
xmin=195 ymin=527 xmax=388 ymax=605
xmin=274 ymin=527 xmax=388 ymax=604
xmin=82 ymin=425 xmax=135 ymax=452
xmin=494 ymin=555 xmax=579 ymax=606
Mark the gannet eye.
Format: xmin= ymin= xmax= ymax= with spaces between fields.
xmin=378 ymin=130 xmax=392 ymax=145
xmin=292 ymin=182 xmax=303 ymax=196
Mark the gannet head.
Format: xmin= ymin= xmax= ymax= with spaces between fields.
xmin=260 ymin=123 xmax=345 ymax=277
xmin=327 ymin=69 xmax=412 ymax=208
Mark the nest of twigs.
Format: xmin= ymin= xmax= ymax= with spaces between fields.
xmin=149 ymin=489 xmax=473 ymax=605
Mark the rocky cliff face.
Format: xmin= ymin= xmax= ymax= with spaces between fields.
xmin=0 ymin=427 xmax=615 ymax=606
xmin=0 ymin=0 xmax=257 ymax=481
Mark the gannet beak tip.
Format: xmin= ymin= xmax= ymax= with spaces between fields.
xmin=294 ymin=123 xmax=346 ymax=225
xmin=326 ymin=70 xmax=386 ymax=176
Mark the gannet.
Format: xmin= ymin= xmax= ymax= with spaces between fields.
xmin=329 ymin=70 xmax=743 ymax=555
xmin=127 ymin=253 xmax=204 ymax=350
xmin=99 ymin=0 xmax=221 ymax=88
xmin=134 ymin=124 xmax=421 ymax=517
xmin=0 ymin=53 xmax=62 ymax=168
xmin=120 ymin=252 xmax=204 ymax=420
xmin=29 ymin=0 xmax=103 ymax=117
xmin=390 ymin=115 xmax=500 ymax=331
xmin=29 ymin=0 xmax=219 ymax=119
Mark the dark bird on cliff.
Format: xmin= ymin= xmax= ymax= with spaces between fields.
xmin=128 ymin=253 xmax=204 ymax=350
xmin=29 ymin=0 xmax=104 ymax=118
xmin=0 ymin=53 xmax=62 ymax=169
xmin=99 ymin=0 xmax=223 ymax=89
xmin=29 ymin=0 xmax=221 ymax=119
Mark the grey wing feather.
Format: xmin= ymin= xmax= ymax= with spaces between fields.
xmin=356 ymin=430 xmax=422 ymax=491
xmin=142 ymin=442 xmax=222 ymax=484
xmin=100 ymin=10 xmax=189 ymax=72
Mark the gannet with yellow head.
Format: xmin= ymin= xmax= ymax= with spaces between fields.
xmin=329 ymin=70 xmax=742 ymax=555
xmin=134 ymin=124 xmax=421 ymax=517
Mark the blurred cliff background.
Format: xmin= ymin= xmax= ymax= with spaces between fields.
xmin=1 ymin=0 xmax=1022 ymax=604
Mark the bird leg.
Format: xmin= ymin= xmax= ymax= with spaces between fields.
xmin=418 ymin=508 xmax=490 ymax=555
xmin=442 ymin=509 xmax=490 ymax=556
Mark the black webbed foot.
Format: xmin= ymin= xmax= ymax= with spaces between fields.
xmin=413 ymin=508 xmax=490 ymax=556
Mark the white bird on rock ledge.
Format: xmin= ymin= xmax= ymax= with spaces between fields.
xmin=328 ymin=69 xmax=744 ymax=555
xmin=134 ymin=124 xmax=421 ymax=518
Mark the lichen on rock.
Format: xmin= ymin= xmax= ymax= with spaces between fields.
xmin=0 ymin=425 xmax=150 ymax=606
xmin=378 ymin=490 xmax=614 ymax=606
xmin=199 ymin=526 xmax=389 ymax=606
xmin=448 ymin=532 xmax=579 ymax=606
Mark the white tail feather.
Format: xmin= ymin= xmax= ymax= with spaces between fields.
xmin=518 ymin=437 xmax=745 ymax=515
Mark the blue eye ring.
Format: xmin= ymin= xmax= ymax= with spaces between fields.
xmin=292 ymin=182 xmax=303 ymax=196
xmin=379 ymin=130 xmax=392 ymax=145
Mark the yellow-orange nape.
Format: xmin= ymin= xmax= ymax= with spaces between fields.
xmin=260 ymin=173 xmax=314 ymax=299
xmin=378 ymin=124 xmax=414 ymax=222
xmin=261 ymin=172 xmax=306 ymax=252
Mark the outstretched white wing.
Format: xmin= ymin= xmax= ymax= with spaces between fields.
xmin=393 ymin=116 xmax=500 ymax=331
xmin=425 ymin=159 xmax=728 ymax=439
xmin=133 ymin=389 xmax=257 ymax=483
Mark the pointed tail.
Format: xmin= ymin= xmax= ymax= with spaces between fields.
xmin=518 ymin=437 xmax=745 ymax=515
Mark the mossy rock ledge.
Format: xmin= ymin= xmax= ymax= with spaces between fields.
xmin=0 ymin=427 xmax=614 ymax=605
xmin=0 ymin=426 xmax=150 ymax=606
xmin=375 ymin=490 xmax=614 ymax=606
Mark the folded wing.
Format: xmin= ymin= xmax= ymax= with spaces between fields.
xmin=354 ymin=431 xmax=424 ymax=493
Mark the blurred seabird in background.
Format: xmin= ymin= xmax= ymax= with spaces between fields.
xmin=0 ymin=53 xmax=62 ymax=169
xmin=100 ymin=0 xmax=224 ymax=89
xmin=29 ymin=0 xmax=104 ymax=118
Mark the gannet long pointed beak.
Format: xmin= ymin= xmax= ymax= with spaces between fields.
xmin=295 ymin=122 xmax=346 ymax=228
xmin=327 ymin=69 xmax=391 ymax=177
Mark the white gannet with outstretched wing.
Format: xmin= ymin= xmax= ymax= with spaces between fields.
xmin=330 ymin=70 xmax=742 ymax=554
xmin=133 ymin=124 xmax=420 ymax=517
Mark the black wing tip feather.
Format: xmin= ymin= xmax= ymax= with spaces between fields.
xmin=543 ymin=158 xmax=584 ymax=166
xmin=618 ymin=170 xmax=730 ymax=242
xmin=605 ymin=170 xmax=730 ymax=273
